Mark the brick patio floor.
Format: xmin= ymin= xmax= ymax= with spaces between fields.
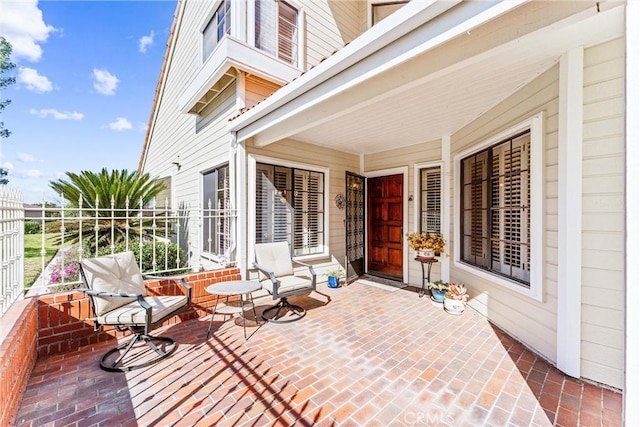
xmin=15 ymin=279 xmax=622 ymax=426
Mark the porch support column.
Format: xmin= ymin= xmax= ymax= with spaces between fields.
xmin=231 ymin=132 xmax=247 ymax=279
xmin=441 ymin=135 xmax=451 ymax=282
xmin=625 ymin=1 xmax=640 ymax=424
xmin=557 ymin=47 xmax=583 ymax=378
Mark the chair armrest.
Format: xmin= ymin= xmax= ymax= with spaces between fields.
xmin=141 ymin=275 xmax=192 ymax=306
xmin=78 ymin=288 xmax=142 ymax=299
xmin=252 ymin=261 xmax=280 ymax=292
xmin=293 ymin=259 xmax=317 ymax=281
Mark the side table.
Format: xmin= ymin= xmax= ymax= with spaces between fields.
xmin=415 ymin=256 xmax=438 ymax=298
xmin=206 ymin=280 xmax=262 ymax=339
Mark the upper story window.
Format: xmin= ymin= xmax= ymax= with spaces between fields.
xmin=372 ymin=1 xmax=409 ymax=25
xmin=460 ymin=131 xmax=531 ymax=285
xmin=202 ymin=165 xmax=231 ymax=257
xmin=203 ymin=0 xmax=231 ymax=61
xmin=256 ymin=162 xmax=324 ymax=256
xmin=255 ymin=0 xmax=299 ymax=66
xmin=419 ymin=166 xmax=441 ymax=234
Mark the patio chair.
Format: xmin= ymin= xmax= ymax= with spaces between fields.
xmin=253 ymin=241 xmax=316 ymax=323
xmin=79 ymin=251 xmax=191 ymax=372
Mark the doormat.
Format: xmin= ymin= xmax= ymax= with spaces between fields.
xmin=355 ymin=276 xmax=407 ymax=292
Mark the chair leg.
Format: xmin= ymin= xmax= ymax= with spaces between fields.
xmin=100 ymin=332 xmax=177 ymax=372
xmin=261 ymin=297 xmax=306 ymax=323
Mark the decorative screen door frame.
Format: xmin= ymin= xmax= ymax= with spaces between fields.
xmin=345 ymin=171 xmax=366 ymax=282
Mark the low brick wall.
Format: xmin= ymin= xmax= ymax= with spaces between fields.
xmin=0 ymin=268 xmax=241 ymax=425
xmin=37 ymin=268 xmax=241 ymax=357
xmin=0 ymin=298 xmax=38 ymax=427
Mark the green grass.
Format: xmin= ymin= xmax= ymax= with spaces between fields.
xmin=24 ymin=233 xmax=59 ymax=288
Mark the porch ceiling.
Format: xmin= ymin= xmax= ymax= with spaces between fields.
xmin=249 ymin=4 xmax=623 ymax=155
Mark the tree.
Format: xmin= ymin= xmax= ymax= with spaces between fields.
xmin=0 ymin=37 xmax=16 ymax=185
xmin=49 ymin=168 xmax=167 ymax=249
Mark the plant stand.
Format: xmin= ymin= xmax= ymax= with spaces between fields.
xmin=415 ymin=256 xmax=438 ymax=298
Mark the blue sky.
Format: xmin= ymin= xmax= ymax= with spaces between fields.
xmin=0 ymin=0 xmax=177 ymax=203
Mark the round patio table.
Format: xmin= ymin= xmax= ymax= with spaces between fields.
xmin=206 ymin=280 xmax=262 ymax=339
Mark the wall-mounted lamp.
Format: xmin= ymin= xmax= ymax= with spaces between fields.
xmin=171 ymin=161 xmax=182 ymax=170
xmin=408 ymin=194 xmax=414 ymax=202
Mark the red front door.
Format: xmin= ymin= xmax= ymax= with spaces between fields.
xmin=367 ymin=174 xmax=403 ymax=278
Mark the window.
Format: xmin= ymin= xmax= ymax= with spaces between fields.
xmin=461 ymin=131 xmax=531 ymax=285
xmin=372 ymin=1 xmax=409 ymax=25
xmin=256 ymin=163 xmax=324 ymax=256
xmin=203 ymin=0 xmax=231 ymax=61
xmin=202 ymin=165 xmax=230 ymax=257
xmin=255 ymin=0 xmax=299 ymax=66
xmin=419 ymin=166 xmax=441 ymax=234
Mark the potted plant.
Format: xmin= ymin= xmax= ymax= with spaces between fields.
xmin=427 ymin=280 xmax=449 ymax=303
xmin=325 ymin=267 xmax=345 ymax=288
xmin=443 ymin=283 xmax=469 ymax=315
xmin=406 ymin=232 xmax=446 ymax=258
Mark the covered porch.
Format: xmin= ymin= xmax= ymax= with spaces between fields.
xmin=15 ymin=280 xmax=620 ymax=426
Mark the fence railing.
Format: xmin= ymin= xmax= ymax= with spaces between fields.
xmin=0 ymin=189 xmax=25 ymax=318
xmin=0 ymin=191 xmax=237 ymax=316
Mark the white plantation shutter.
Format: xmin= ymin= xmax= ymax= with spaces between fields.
xmin=277 ymin=2 xmax=298 ymax=65
xmin=462 ymin=131 xmax=531 ymax=285
xmin=420 ymin=167 xmax=441 ymax=233
xmin=202 ymin=165 xmax=230 ymax=256
xmin=255 ymin=0 xmax=298 ymax=66
xmin=256 ymin=163 xmax=324 ymax=255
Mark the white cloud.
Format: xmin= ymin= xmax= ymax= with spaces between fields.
xmin=18 ymin=67 xmax=53 ymax=93
xmin=15 ymin=169 xmax=44 ymax=178
xmin=138 ymin=31 xmax=155 ymax=53
xmin=17 ymin=153 xmax=36 ymax=163
xmin=0 ymin=0 xmax=56 ymax=62
xmin=29 ymin=108 xmax=84 ymax=120
xmin=108 ymin=117 xmax=132 ymax=131
xmin=1 ymin=162 xmax=15 ymax=171
xmin=92 ymin=69 xmax=119 ymax=95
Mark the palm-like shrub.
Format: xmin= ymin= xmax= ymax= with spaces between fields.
xmin=49 ymin=168 xmax=168 ymax=250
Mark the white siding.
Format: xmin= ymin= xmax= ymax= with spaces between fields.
xmin=450 ymin=65 xmax=560 ymax=363
xmin=581 ymin=37 xmax=625 ymax=389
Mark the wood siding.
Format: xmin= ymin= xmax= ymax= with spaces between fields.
xmin=451 ymin=65 xmax=560 ymax=364
xmin=580 ymin=37 xmax=625 ymax=389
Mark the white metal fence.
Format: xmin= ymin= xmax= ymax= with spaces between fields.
xmin=0 ymin=190 xmax=237 ymax=317
xmin=0 ymin=189 xmax=24 ymax=318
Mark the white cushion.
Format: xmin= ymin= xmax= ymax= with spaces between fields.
xmin=254 ymin=242 xmax=294 ymax=279
xmin=81 ymin=251 xmax=146 ymax=317
xmin=261 ymin=274 xmax=313 ymax=294
xmin=97 ymin=295 xmax=188 ymax=325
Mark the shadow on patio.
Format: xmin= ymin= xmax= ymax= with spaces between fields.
xmin=15 ymin=280 xmax=621 ymax=426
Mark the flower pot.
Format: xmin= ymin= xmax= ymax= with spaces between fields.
xmin=327 ymin=276 xmax=340 ymax=288
xmin=443 ymin=297 xmax=465 ymax=315
xmin=417 ymin=249 xmax=434 ymax=258
xmin=430 ymin=289 xmax=446 ymax=303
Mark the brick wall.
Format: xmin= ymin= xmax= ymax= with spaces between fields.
xmin=0 ymin=298 xmax=38 ymax=427
xmin=37 ymin=268 xmax=241 ymax=357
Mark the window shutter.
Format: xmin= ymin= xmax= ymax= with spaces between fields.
xmin=277 ymin=2 xmax=298 ymax=65
xmin=255 ymin=0 xmax=276 ymax=56
xmin=420 ymin=167 xmax=441 ymax=233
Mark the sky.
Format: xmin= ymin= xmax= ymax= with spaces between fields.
xmin=0 ymin=0 xmax=177 ymax=203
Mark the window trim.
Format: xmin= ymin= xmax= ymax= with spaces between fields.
xmin=200 ymin=162 xmax=231 ymax=264
xmin=200 ymin=0 xmax=232 ymax=63
xmin=250 ymin=0 xmax=304 ymax=69
xmin=453 ymin=112 xmax=544 ymax=301
xmin=248 ymin=154 xmax=330 ymax=262
xmin=368 ymin=0 xmax=410 ymax=28
xmin=413 ymin=161 xmax=443 ymax=235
